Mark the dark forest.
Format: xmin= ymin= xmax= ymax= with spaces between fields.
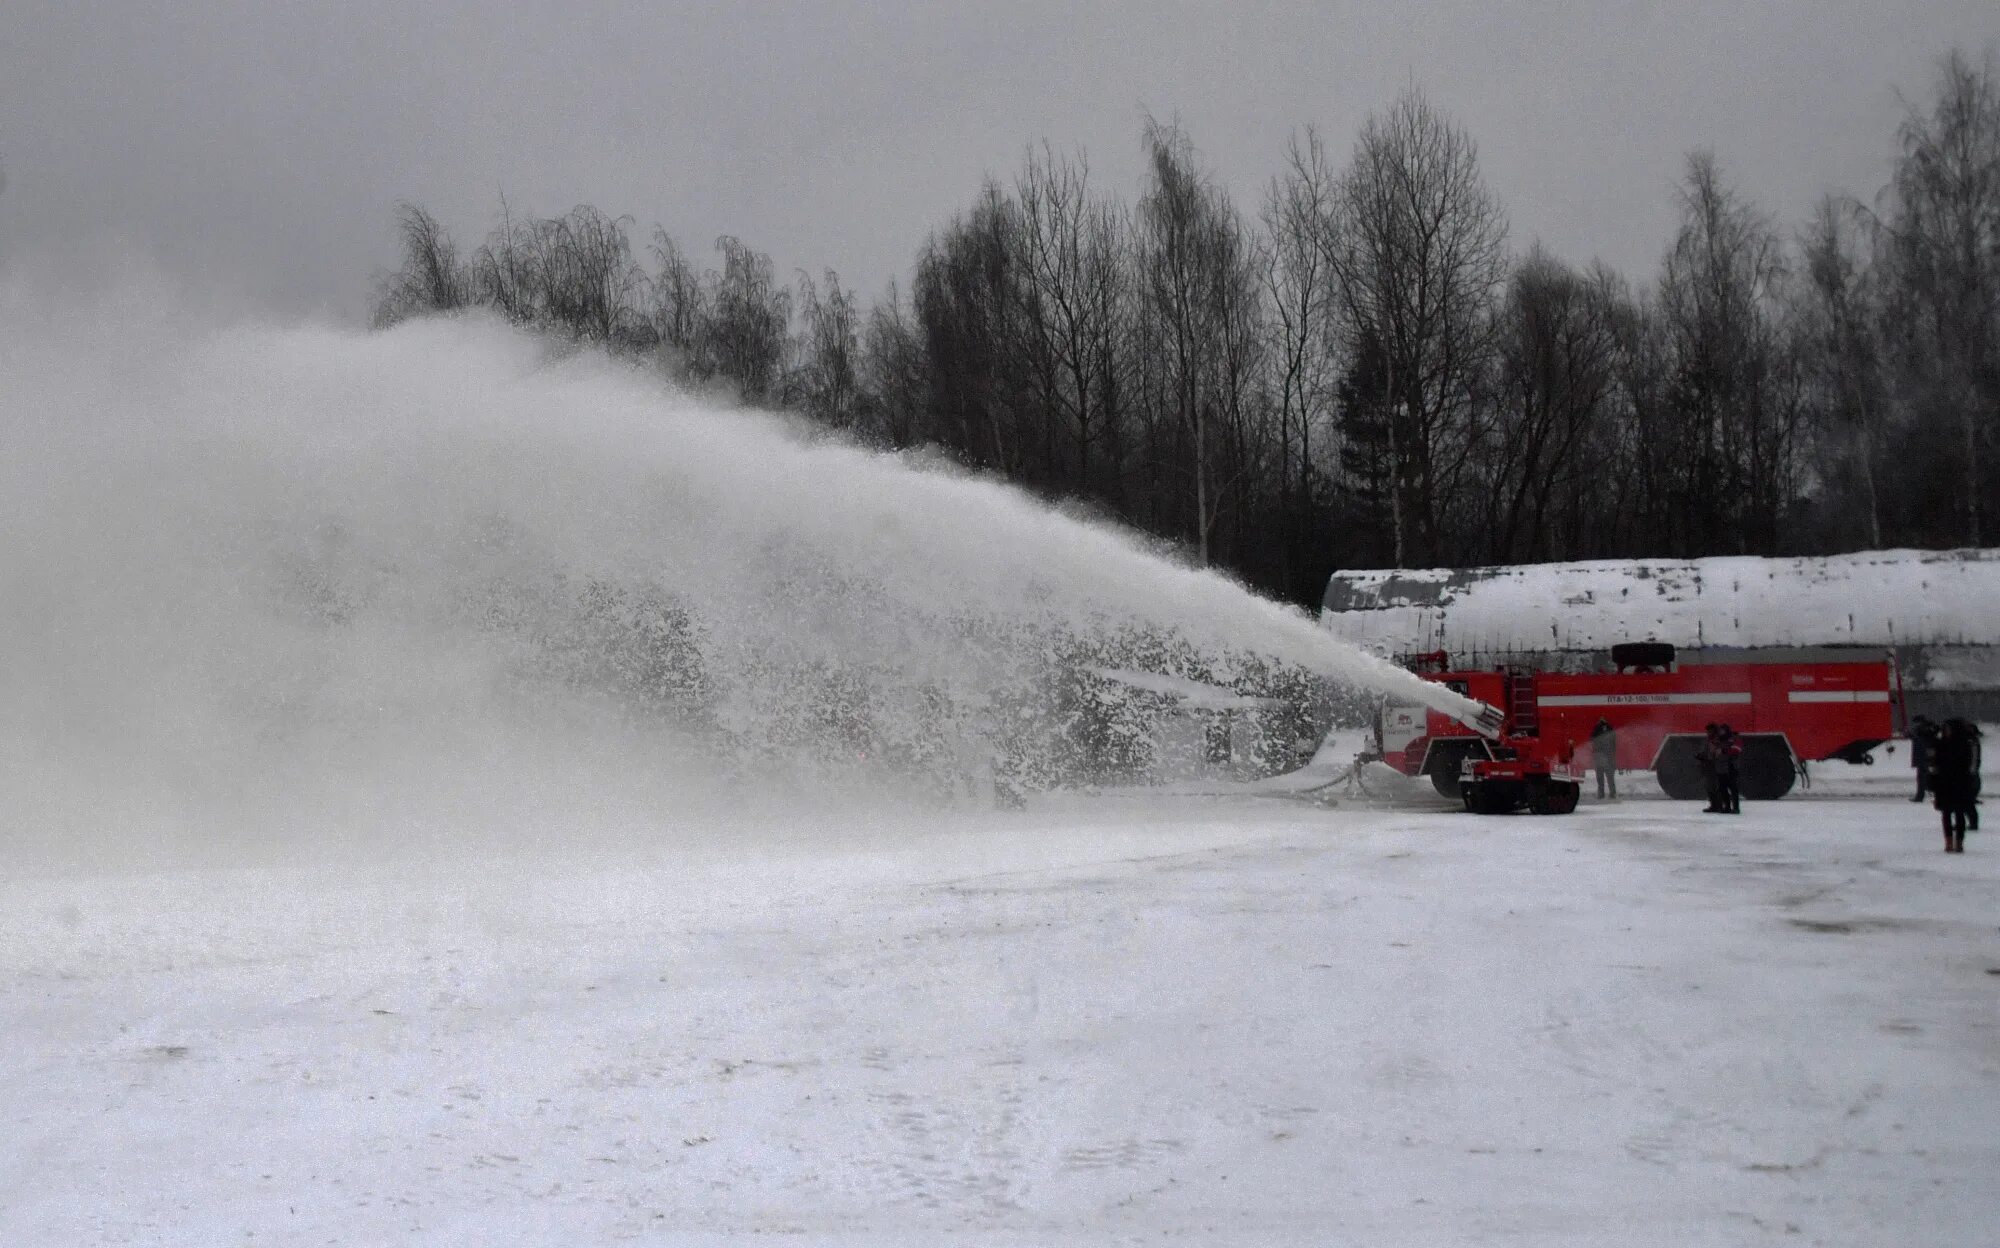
xmin=375 ymin=49 xmax=2000 ymax=606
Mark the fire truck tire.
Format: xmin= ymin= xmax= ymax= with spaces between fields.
xmin=1462 ymin=783 xmax=1510 ymax=814
xmin=1737 ymin=736 xmax=1798 ymax=801
xmin=1422 ymin=740 xmax=1490 ymax=799
xmin=1531 ymin=780 xmax=1580 ymax=815
xmin=1652 ymin=736 xmax=1709 ymax=801
xmin=1655 ymin=767 xmax=1708 ymax=802
xmin=1610 ymin=641 xmax=1677 ymax=670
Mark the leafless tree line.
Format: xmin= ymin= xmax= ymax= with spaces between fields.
xmin=374 ymin=49 xmax=2000 ymax=605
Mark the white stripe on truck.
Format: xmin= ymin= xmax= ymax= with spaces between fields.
xmin=1537 ymin=692 xmax=1752 ymax=707
xmin=1786 ymin=690 xmax=1890 ymax=703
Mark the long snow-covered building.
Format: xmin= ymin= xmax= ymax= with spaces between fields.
xmin=1319 ymin=548 xmax=2000 ymax=721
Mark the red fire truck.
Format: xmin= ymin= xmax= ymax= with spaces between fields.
xmin=1375 ymin=643 xmax=1898 ymax=813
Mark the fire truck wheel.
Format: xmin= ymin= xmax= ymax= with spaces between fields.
xmin=1652 ymin=737 xmax=1710 ymax=800
xmin=1431 ymin=770 xmax=1461 ymax=800
xmin=1532 ymin=781 xmax=1580 ymax=815
xmin=1737 ymin=738 xmax=1798 ymax=800
xmin=1654 ymin=767 xmax=1708 ymax=801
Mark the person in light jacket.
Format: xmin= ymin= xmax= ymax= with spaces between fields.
xmin=1589 ymin=717 xmax=1618 ymax=800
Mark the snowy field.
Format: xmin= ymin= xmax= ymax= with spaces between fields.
xmin=4 ymin=778 xmax=1997 ymax=1246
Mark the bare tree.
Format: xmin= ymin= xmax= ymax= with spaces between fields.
xmin=1321 ymin=88 xmax=1509 ymax=567
xmin=1798 ymin=195 xmax=1888 ymax=547
xmin=1135 ymin=118 xmax=1259 ymax=564
xmin=1658 ymin=151 xmax=1802 ymax=554
xmin=648 ymin=227 xmax=710 ymax=373
xmin=540 ymin=206 xmax=641 ymax=343
xmin=1881 ymin=48 xmax=2000 ymax=544
xmin=472 ymin=196 xmax=532 ymax=324
xmin=790 ymin=269 xmax=861 ymax=428
xmin=913 ymin=181 xmax=1029 ymax=471
xmin=859 ymin=280 xmax=929 ymax=448
xmin=704 ymin=235 xmax=791 ymax=403
xmin=470 ymin=202 xmax=642 ymax=343
xmin=1259 ymin=128 xmax=1344 ymax=584
xmin=371 ymin=203 xmax=469 ymax=327
xmin=1484 ymin=248 xmax=1623 ymax=561
xmin=1016 ymin=144 xmax=1130 ymax=496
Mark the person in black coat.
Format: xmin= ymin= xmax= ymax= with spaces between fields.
xmin=1716 ymin=724 xmax=1743 ymax=814
xmin=1697 ymin=723 xmax=1721 ymax=812
xmin=1930 ymin=719 xmax=1982 ymax=853
xmin=1589 ymin=717 xmax=1618 ymax=800
xmin=1910 ymin=716 xmax=1939 ymax=802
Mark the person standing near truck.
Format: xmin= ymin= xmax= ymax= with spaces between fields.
xmin=1700 ymin=723 xmax=1743 ymax=814
xmin=1910 ymin=715 xmax=1939 ymax=803
xmin=1698 ymin=723 xmax=1722 ymax=812
xmin=1717 ymin=724 xmax=1744 ymax=813
xmin=1930 ymin=718 xmax=1981 ymax=852
xmin=1589 ymin=716 xmax=1618 ymax=800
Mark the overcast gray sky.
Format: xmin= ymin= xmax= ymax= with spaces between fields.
xmin=3 ymin=1 xmax=1993 ymax=321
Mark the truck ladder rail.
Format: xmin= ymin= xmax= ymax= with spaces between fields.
xmin=1504 ymin=667 xmax=1540 ymax=738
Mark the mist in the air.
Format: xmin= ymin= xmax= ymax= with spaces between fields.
xmin=0 ymin=287 xmax=1483 ymax=870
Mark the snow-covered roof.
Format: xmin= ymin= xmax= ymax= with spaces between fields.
xmin=1319 ymin=548 xmax=2000 ymax=656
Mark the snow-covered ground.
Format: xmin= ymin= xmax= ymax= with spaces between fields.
xmin=5 ymin=786 xmax=1997 ymax=1246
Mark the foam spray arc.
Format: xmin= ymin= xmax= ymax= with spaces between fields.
xmin=0 ymin=301 xmax=1492 ymax=856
